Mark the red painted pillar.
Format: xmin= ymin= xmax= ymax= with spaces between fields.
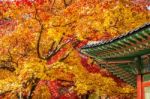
xmin=137 ymin=75 xmax=143 ymax=99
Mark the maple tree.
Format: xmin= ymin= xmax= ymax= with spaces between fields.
xmin=0 ymin=0 xmax=149 ymax=98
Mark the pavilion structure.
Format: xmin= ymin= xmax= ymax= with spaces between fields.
xmin=80 ymin=23 xmax=150 ymax=99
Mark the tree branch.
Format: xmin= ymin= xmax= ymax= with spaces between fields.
xmin=34 ymin=4 xmax=74 ymax=61
xmin=34 ymin=4 xmax=47 ymax=60
xmin=0 ymin=50 xmax=16 ymax=72
xmin=46 ymin=38 xmax=71 ymax=60
xmin=0 ymin=64 xmax=15 ymax=72
xmin=47 ymin=41 xmax=56 ymax=52
xmin=27 ymin=78 xmax=40 ymax=99
xmin=59 ymin=40 xmax=80 ymax=61
xmin=34 ymin=5 xmax=69 ymax=60
xmin=59 ymin=49 xmax=72 ymax=62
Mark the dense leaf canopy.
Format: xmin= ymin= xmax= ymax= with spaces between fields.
xmin=0 ymin=0 xmax=149 ymax=98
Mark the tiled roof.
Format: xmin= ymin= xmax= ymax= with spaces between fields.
xmin=82 ymin=23 xmax=150 ymax=49
xmin=80 ymin=23 xmax=150 ymax=87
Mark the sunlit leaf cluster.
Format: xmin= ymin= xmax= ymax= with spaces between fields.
xmin=0 ymin=0 xmax=148 ymax=98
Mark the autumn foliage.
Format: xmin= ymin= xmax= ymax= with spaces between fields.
xmin=0 ymin=0 xmax=149 ymax=98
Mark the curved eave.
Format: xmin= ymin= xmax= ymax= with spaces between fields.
xmin=81 ymin=23 xmax=150 ymax=60
xmin=100 ymin=63 xmax=136 ymax=87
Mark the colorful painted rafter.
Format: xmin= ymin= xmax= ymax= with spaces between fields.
xmin=81 ymin=23 xmax=150 ymax=87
